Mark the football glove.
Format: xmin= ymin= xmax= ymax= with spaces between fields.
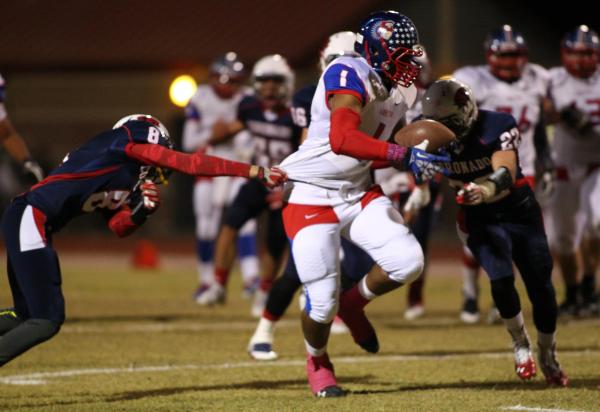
xmin=403 ymin=184 xmax=431 ymax=213
xmin=560 ymin=104 xmax=591 ymax=134
xmin=250 ymin=165 xmax=288 ymax=188
xmin=408 ymin=140 xmax=451 ymax=183
xmin=139 ymin=180 xmax=160 ymax=212
xmin=456 ymin=181 xmax=494 ymax=206
xmin=23 ymin=159 xmax=44 ymax=182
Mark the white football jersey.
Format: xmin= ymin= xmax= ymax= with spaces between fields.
xmin=0 ymin=73 xmax=7 ymax=121
xmin=453 ymin=64 xmax=549 ymax=176
xmin=182 ymin=84 xmax=252 ymax=161
xmin=280 ymin=56 xmax=413 ymax=205
xmin=547 ymin=67 xmax=600 ymax=165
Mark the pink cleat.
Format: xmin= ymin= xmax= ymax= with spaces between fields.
xmin=306 ymin=353 xmax=345 ymax=397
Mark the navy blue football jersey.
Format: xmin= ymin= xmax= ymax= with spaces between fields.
xmin=237 ymin=95 xmax=301 ymax=167
xmin=291 ymin=84 xmax=317 ymax=129
xmin=444 ymin=110 xmax=525 ymax=183
xmin=25 ymin=121 xmax=169 ymax=232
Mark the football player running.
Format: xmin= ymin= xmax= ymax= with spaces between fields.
xmin=422 ymin=78 xmax=568 ymax=386
xmin=0 ymin=114 xmax=285 ymax=366
xmin=544 ymin=25 xmax=600 ymax=316
xmin=183 ymin=53 xmax=260 ymax=304
xmin=247 ymin=31 xmax=377 ymax=361
xmin=0 ymin=73 xmax=44 ymax=182
xmin=277 ymin=11 xmax=449 ymax=397
xmin=453 ymin=25 xmax=553 ymax=324
xmin=197 ymin=55 xmax=301 ymax=317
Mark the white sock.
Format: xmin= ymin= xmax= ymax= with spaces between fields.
xmin=250 ymin=317 xmax=275 ymax=344
xmin=358 ymin=277 xmax=377 ymax=301
xmin=503 ymin=312 xmax=529 ymax=346
xmin=305 ymin=340 xmax=327 ymax=357
xmin=537 ymin=331 xmax=556 ymax=350
xmin=461 ymin=248 xmax=479 ymax=300
xmin=240 ymin=256 xmax=259 ymax=284
xmin=198 ymin=262 xmax=214 ymax=285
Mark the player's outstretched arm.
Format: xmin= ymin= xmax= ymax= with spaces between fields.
xmin=0 ymin=118 xmax=44 ymax=181
xmin=124 ymin=143 xmax=286 ymax=188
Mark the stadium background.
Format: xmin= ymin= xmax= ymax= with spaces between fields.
xmin=0 ymin=0 xmax=592 ymax=244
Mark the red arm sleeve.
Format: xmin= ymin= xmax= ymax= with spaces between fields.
xmin=124 ymin=143 xmax=252 ymax=177
xmin=108 ymin=208 xmax=138 ymax=238
xmin=329 ymin=108 xmax=392 ymax=161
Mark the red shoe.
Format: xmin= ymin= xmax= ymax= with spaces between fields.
xmin=514 ymin=348 xmax=537 ymax=381
xmin=538 ymin=344 xmax=569 ymax=387
xmin=306 ymin=354 xmax=344 ymax=397
xmin=337 ymin=292 xmax=379 ymax=353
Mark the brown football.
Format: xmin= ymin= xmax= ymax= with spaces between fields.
xmin=394 ymin=119 xmax=456 ymax=152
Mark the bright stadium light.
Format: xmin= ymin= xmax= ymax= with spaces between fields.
xmin=169 ymin=75 xmax=197 ymax=107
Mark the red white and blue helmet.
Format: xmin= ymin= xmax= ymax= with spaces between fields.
xmin=355 ymin=10 xmax=423 ymax=88
xmin=209 ymin=52 xmax=246 ymax=84
xmin=561 ymin=25 xmax=599 ymax=78
xmin=484 ymin=25 xmax=528 ymax=81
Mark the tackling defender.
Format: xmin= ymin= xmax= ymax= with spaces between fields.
xmin=0 ymin=114 xmax=284 ymax=366
xmin=422 ymin=78 xmax=568 ymax=386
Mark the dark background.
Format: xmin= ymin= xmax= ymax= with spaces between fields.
xmin=0 ymin=0 xmax=595 ymax=240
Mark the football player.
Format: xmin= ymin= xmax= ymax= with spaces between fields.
xmin=0 ymin=73 xmax=44 ymax=182
xmin=0 ymin=114 xmax=285 ymax=366
xmin=544 ymin=25 xmax=600 ymax=315
xmin=422 ymin=78 xmax=568 ymax=386
xmin=196 ymin=55 xmax=301 ymax=317
xmin=453 ymin=25 xmax=553 ymax=323
xmin=183 ymin=53 xmax=260 ymax=303
xmin=247 ymin=31 xmax=376 ymax=361
xmin=278 ymin=11 xmax=449 ymax=397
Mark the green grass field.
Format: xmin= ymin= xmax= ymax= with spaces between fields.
xmin=1 ymin=253 xmax=599 ymax=411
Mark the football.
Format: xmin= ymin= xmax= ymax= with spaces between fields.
xmin=394 ymin=119 xmax=456 ymax=152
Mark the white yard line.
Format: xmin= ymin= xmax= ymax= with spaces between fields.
xmin=501 ymin=405 xmax=587 ymax=412
xmin=2 ymin=349 xmax=599 ymax=386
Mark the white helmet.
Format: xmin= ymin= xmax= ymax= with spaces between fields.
xmin=421 ymin=78 xmax=478 ymax=139
xmin=252 ymin=54 xmax=295 ymax=100
xmin=320 ymin=31 xmax=360 ymax=71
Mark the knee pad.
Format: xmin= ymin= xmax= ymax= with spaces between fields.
xmin=304 ymin=279 xmax=339 ymax=324
xmin=387 ymin=244 xmax=424 ymax=284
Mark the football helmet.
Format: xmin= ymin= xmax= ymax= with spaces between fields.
xmin=319 ymin=31 xmax=360 ymax=72
xmin=209 ymin=52 xmax=246 ymax=84
xmin=561 ymin=25 xmax=599 ymax=78
xmin=484 ymin=25 xmax=528 ymax=82
xmin=113 ymin=114 xmax=174 ymax=184
xmin=421 ymin=78 xmax=478 ymax=139
xmin=252 ymin=54 xmax=295 ymax=101
xmin=355 ymin=10 xmax=423 ymax=88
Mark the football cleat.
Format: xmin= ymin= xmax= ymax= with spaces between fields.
xmin=538 ymin=344 xmax=569 ymax=387
xmin=330 ymin=315 xmax=349 ymax=335
xmin=337 ymin=300 xmax=379 ymax=353
xmin=307 ymin=354 xmax=344 ymax=397
xmin=247 ymin=342 xmax=278 ymax=361
xmin=195 ymin=283 xmax=225 ymax=306
xmin=404 ymin=304 xmax=425 ymax=321
xmin=192 ymin=283 xmax=211 ymax=303
xmin=557 ymin=299 xmax=579 ymax=317
xmin=513 ymin=343 xmax=537 ymax=381
xmin=251 ymin=289 xmax=268 ymax=318
xmin=459 ymin=298 xmax=480 ymax=324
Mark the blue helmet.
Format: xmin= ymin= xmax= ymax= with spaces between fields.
xmin=484 ymin=25 xmax=528 ymax=81
xmin=209 ymin=51 xmax=246 ymax=83
xmin=355 ymin=10 xmax=423 ymax=88
xmin=561 ymin=25 xmax=599 ymax=78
